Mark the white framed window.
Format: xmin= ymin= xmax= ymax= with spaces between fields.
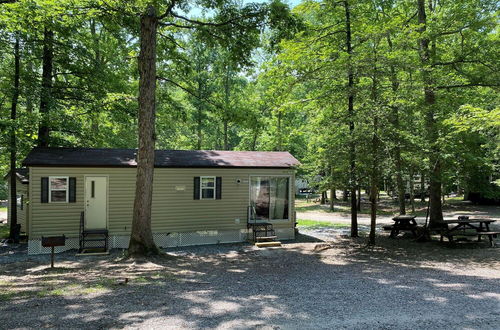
xmin=250 ymin=176 xmax=290 ymax=221
xmin=200 ymin=176 xmax=216 ymax=200
xmin=49 ymin=176 xmax=69 ymax=203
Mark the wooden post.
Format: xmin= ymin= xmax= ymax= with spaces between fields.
xmin=51 ymin=246 xmax=55 ymax=268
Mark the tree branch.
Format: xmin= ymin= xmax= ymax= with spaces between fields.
xmin=157 ymin=76 xmax=222 ymax=109
xmin=158 ymin=0 xmax=179 ymax=20
xmin=171 ymin=10 xmax=262 ymax=28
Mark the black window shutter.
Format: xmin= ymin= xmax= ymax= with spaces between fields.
xmin=194 ymin=177 xmax=200 ymax=200
xmin=69 ymin=177 xmax=76 ymax=203
xmin=41 ymin=177 xmax=49 ymax=203
xmin=216 ymin=177 xmax=222 ymax=199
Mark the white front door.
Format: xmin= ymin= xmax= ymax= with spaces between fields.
xmin=85 ymin=176 xmax=107 ymax=229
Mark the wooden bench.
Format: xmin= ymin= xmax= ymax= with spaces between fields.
xmin=389 ymin=215 xmax=418 ymax=238
xmin=477 ymin=232 xmax=500 ymax=247
xmin=440 ymin=219 xmax=498 ymax=247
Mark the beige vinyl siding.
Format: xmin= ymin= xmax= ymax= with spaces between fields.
xmin=29 ymin=167 xmax=295 ymax=238
xmin=7 ymin=178 xmax=28 ymax=232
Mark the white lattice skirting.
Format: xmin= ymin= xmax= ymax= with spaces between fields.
xmin=27 ymin=228 xmax=295 ymax=255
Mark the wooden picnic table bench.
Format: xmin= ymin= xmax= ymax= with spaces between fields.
xmin=387 ymin=215 xmax=418 ymax=238
xmin=439 ymin=218 xmax=498 ymax=247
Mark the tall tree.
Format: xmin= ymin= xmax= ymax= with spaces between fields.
xmin=9 ymin=35 xmax=20 ymax=242
xmin=343 ymin=0 xmax=358 ymax=237
xmin=417 ymin=0 xmax=443 ymax=226
xmin=387 ymin=34 xmax=405 ymax=215
xmin=37 ymin=26 xmax=53 ymax=147
xmin=127 ymin=0 xmax=292 ymax=255
xmin=128 ymin=4 xmax=159 ymax=256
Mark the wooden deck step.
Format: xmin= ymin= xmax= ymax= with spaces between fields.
xmin=255 ymin=241 xmax=282 ymax=248
xmin=255 ymin=236 xmax=278 ymax=242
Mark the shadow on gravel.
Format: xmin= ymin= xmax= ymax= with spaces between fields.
xmin=0 ymin=236 xmax=499 ymax=329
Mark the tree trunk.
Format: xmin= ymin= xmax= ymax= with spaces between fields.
xmin=251 ymin=129 xmax=258 ymax=150
xmin=369 ymin=117 xmax=378 ymax=245
xmin=223 ymin=63 xmax=231 ymax=150
xmin=38 ymin=27 xmax=53 ymax=147
xmin=26 ymin=55 xmax=34 ymax=113
xmin=320 ymin=191 xmax=326 ymax=205
xmin=277 ymin=111 xmax=283 ymax=151
xmin=9 ymin=36 xmax=20 ymax=243
xmin=223 ymin=120 xmax=229 ymax=150
xmin=329 ymin=188 xmax=334 ymax=211
xmin=128 ymin=5 xmax=159 ymax=256
xmin=344 ymin=0 xmax=357 ymax=237
xmin=357 ymin=186 xmax=361 ymax=211
xmin=196 ymin=80 xmax=203 ymax=150
xmin=388 ymin=36 xmax=405 ymax=215
xmin=369 ymin=45 xmax=379 ymax=246
xmin=417 ymin=0 xmax=443 ymax=226
xmin=420 ymin=173 xmax=426 ymax=202
xmin=343 ymin=189 xmax=348 ymax=201
xmin=409 ymin=169 xmax=416 ymax=213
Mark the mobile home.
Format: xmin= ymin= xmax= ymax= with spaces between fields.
xmin=9 ymin=147 xmax=299 ymax=254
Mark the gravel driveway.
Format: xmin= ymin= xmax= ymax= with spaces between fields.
xmin=1 ymin=231 xmax=499 ymax=329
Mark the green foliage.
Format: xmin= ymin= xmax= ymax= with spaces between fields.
xmin=0 ymin=0 xmax=497 ymax=206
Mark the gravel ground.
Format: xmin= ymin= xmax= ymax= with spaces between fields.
xmin=1 ymin=230 xmax=499 ymax=330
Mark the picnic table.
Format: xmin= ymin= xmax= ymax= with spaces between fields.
xmin=440 ymin=218 xmax=498 ymax=247
xmin=388 ymin=215 xmax=418 ymax=238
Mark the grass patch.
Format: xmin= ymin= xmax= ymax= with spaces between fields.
xmin=0 ymin=291 xmax=19 ymax=301
xmin=443 ymin=196 xmax=464 ymax=202
xmin=295 ymin=201 xmax=397 ymax=216
xmin=0 ymin=224 xmax=9 ymax=239
xmin=134 ymin=276 xmax=151 ymax=283
xmin=297 ymin=219 xmax=349 ymax=229
xmin=37 ymin=280 xmax=114 ymax=297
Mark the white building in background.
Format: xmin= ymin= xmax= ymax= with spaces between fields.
xmin=295 ymin=178 xmax=310 ymax=194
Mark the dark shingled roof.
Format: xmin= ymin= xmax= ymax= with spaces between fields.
xmin=22 ymin=147 xmax=300 ymax=169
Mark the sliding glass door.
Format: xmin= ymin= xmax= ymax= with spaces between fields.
xmin=250 ymin=176 xmax=290 ymax=221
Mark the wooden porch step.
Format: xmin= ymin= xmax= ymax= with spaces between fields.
xmin=255 ymin=241 xmax=282 ymax=248
xmin=255 ymin=236 xmax=278 ymax=242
